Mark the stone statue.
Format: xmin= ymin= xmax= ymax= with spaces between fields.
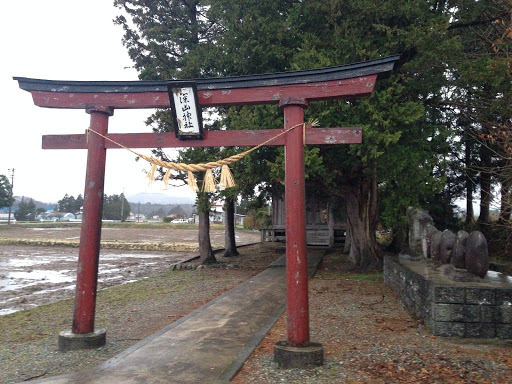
xmin=403 ymin=207 xmax=490 ymax=278
xmin=451 ymin=230 xmax=469 ymax=269
xmin=430 ymin=230 xmax=443 ymax=262
xmin=465 ymin=231 xmax=489 ymax=278
xmin=439 ymin=230 xmax=457 ymax=265
xmin=422 ymin=224 xmax=438 ymax=259
xmin=403 ymin=207 xmax=434 ymax=259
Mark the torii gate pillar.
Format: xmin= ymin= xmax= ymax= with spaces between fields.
xmin=59 ymin=108 xmax=112 ymax=351
xmin=274 ymin=99 xmax=324 ymax=367
xmin=282 ymin=99 xmax=309 ymax=345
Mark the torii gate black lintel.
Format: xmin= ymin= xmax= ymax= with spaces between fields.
xmin=14 ymin=55 xmax=398 ymax=109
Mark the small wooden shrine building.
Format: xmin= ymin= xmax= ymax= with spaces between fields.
xmin=262 ymin=192 xmax=347 ymax=246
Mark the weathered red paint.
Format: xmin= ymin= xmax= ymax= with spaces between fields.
xmin=42 ymin=127 xmax=362 ymax=150
xmin=72 ymin=109 xmax=111 ymax=334
xmin=29 ymin=75 xmax=377 ymax=109
xmin=283 ymin=102 xmax=310 ymax=347
xmin=15 ymin=57 xmax=398 ymax=352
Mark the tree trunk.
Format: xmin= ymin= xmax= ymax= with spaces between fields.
xmin=387 ymin=222 xmax=407 ymax=254
xmin=341 ymin=170 xmax=381 ymax=273
xmin=465 ymin=136 xmax=474 ymax=225
xmin=197 ymin=193 xmax=216 ymax=264
xmin=343 ymin=225 xmax=351 ymax=254
xmin=499 ymin=172 xmax=512 ymax=223
xmin=478 ymin=148 xmax=492 ymax=224
xmin=466 ymin=186 xmax=474 ymax=224
xmin=223 ymin=197 xmax=239 ymax=257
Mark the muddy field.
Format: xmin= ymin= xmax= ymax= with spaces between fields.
xmin=0 ymin=224 xmax=260 ymax=316
xmin=0 ymin=224 xmax=260 ymax=245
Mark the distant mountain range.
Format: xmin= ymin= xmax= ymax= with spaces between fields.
xmin=2 ymin=193 xmax=195 ymax=212
xmin=13 ymin=196 xmax=57 ymax=208
xmin=126 ymin=192 xmax=195 ymax=205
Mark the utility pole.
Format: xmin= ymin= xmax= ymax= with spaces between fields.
xmin=120 ymin=187 xmax=125 ymax=222
xmin=7 ymin=168 xmax=14 ymax=225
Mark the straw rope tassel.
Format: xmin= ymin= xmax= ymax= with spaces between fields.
xmin=162 ymin=168 xmax=172 ymax=188
xmin=146 ymin=164 xmax=157 ymax=185
xmin=187 ymin=171 xmax=199 ymax=192
xmin=86 ymin=121 xmax=311 ymax=191
xmin=219 ymin=164 xmax=236 ymax=190
xmin=202 ymin=169 xmax=217 ymax=192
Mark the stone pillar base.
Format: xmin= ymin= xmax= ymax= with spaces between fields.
xmin=274 ymin=340 xmax=323 ymax=369
xmin=58 ymin=328 xmax=106 ymax=352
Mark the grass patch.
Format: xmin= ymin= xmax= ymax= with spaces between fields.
xmin=0 ymin=238 xmax=224 ymax=251
xmin=342 ymin=273 xmax=383 ymax=281
xmin=0 ymin=299 xmax=74 ymax=344
xmin=0 ymin=269 xmax=213 ymax=345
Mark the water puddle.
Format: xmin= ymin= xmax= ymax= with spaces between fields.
xmin=30 ymin=227 xmax=75 ymax=231
xmin=0 ymin=248 xmax=193 ymax=315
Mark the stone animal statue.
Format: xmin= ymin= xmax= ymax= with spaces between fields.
xmin=404 ymin=207 xmax=490 ymax=278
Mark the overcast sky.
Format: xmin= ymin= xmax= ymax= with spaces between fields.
xmin=0 ymin=1 xmax=195 ymax=204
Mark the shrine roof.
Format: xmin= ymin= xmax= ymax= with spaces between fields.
xmin=14 ymin=55 xmax=400 ymax=94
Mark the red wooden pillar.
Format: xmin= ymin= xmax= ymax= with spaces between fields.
xmin=281 ymin=99 xmax=309 ymax=347
xmin=72 ymin=107 xmax=112 ymax=334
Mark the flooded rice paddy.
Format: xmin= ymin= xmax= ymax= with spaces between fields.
xmin=0 ymin=246 xmax=196 ymax=315
xmin=0 ymin=224 xmax=260 ymax=315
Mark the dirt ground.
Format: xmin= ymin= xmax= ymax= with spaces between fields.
xmin=0 ymin=224 xmax=260 ymax=315
xmin=0 ymin=223 xmax=260 ymax=245
xmin=231 ymin=252 xmax=512 ymax=384
xmin=1 ymin=226 xmax=511 ymax=383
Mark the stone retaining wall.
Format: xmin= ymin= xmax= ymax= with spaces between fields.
xmin=384 ymin=255 xmax=512 ymax=339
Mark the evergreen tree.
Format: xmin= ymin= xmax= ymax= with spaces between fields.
xmin=114 ymin=0 xmax=511 ymax=271
xmin=14 ymin=198 xmax=36 ymax=221
xmin=115 ymin=0 xmax=222 ymax=263
xmin=0 ymin=175 xmax=13 ymax=210
xmin=58 ymin=194 xmax=84 ymax=213
xmin=103 ymin=194 xmax=131 ymax=221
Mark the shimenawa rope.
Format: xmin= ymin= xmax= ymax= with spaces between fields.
xmin=87 ymin=120 xmax=316 ymax=192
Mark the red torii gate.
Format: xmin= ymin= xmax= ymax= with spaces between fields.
xmin=14 ymin=56 xmax=398 ymax=362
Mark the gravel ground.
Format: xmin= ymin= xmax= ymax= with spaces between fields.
xmin=1 ymin=233 xmax=511 ymax=383
xmin=232 ymin=251 xmax=512 ymax=384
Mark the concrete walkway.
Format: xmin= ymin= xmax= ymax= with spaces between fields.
xmin=34 ymin=249 xmax=325 ymax=384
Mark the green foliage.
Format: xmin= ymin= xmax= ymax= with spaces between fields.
xmin=268 ymin=146 xmax=328 ymax=185
xmin=243 ymin=207 xmax=271 ymax=230
xmin=115 ymin=0 xmax=512 ymax=265
xmin=195 ymin=191 xmax=211 ymax=213
xmin=57 ymin=194 xmax=83 ymax=213
xmin=14 ymin=198 xmax=36 ymax=221
xmin=0 ymin=175 xmax=13 ymax=210
xmin=221 ymin=105 xmax=284 ymax=201
xmin=102 ymin=194 xmax=130 ymax=221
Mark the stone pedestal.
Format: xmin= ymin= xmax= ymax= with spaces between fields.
xmin=384 ymin=256 xmax=512 ymax=339
xmin=274 ymin=341 xmax=323 ymax=369
xmin=58 ymin=328 xmax=106 ymax=352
